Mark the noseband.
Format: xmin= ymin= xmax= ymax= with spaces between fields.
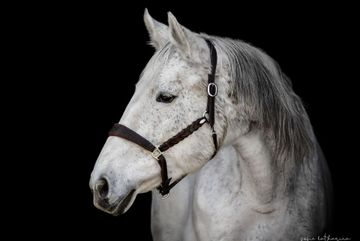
xmin=108 ymin=39 xmax=218 ymax=197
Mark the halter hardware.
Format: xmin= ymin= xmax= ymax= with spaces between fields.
xmin=151 ymin=146 xmax=163 ymax=160
xmin=207 ymin=83 xmax=218 ymax=97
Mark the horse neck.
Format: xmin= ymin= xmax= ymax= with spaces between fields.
xmin=228 ymin=128 xmax=286 ymax=204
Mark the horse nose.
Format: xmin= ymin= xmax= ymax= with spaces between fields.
xmin=94 ymin=177 xmax=109 ymax=199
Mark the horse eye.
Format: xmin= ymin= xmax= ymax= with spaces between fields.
xmin=156 ymin=93 xmax=177 ymax=103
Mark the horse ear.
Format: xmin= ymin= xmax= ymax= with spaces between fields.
xmin=168 ymin=12 xmax=205 ymax=63
xmin=168 ymin=12 xmax=192 ymax=58
xmin=144 ymin=8 xmax=169 ymax=50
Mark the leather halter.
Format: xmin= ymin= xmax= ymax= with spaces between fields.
xmin=108 ymin=39 xmax=218 ymax=197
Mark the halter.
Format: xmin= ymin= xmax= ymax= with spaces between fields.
xmin=108 ymin=39 xmax=218 ymax=197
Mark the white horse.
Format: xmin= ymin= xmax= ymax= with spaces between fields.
xmin=90 ymin=9 xmax=332 ymax=241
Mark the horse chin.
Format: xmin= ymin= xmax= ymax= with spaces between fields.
xmin=95 ymin=189 xmax=137 ymax=216
xmin=110 ymin=189 xmax=137 ymax=216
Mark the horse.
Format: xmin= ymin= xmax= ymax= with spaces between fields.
xmin=90 ymin=9 xmax=332 ymax=241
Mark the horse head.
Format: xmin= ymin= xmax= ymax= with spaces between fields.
xmin=90 ymin=10 xmax=228 ymax=215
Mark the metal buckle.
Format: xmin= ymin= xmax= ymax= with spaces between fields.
xmin=151 ymin=146 xmax=162 ymax=160
xmin=207 ymin=83 xmax=218 ymax=97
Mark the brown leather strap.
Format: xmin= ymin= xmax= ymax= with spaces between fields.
xmin=159 ymin=117 xmax=206 ymax=152
xmin=109 ymin=124 xmax=156 ymax=152
xmin=109 ymin=117 xmax=207 ymax=196
xmin=109 ymin=123 xmax=172 ymax=195
xmin=205 ymin=39 xmax=218 ymax=155
xmin=205 ymin=39 xmax=217 ymax=128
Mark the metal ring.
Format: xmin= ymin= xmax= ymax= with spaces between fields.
xmin=207 ymin=83 xmax=218 ymax=97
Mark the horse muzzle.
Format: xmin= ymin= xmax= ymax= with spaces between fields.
xmin=92 ymin=177 xmax=136 ymax=216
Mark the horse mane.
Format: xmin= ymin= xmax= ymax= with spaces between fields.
xmin=204 ymin=35 xmax=315 ymax=177
xmin=143 ymin=34 xmax=315 ymax=183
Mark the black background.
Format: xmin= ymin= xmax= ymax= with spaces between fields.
xmin=15 ymin=2 xmax=356 ymax=240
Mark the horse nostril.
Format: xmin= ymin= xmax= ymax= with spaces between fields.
xmin=95 ymin=177 xmax=109 ymax=199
